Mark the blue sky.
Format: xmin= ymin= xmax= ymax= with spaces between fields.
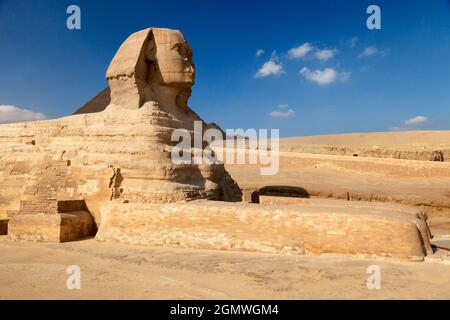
xmin=0 ymin=0 xmax=449 ymax=137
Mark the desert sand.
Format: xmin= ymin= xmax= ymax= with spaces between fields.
xmin=1 ymin=236 xmax=449 ymax=300
xmin=280 ymin=131 xmax=450 ymax=161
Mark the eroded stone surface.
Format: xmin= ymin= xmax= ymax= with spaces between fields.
xmin=96 ymin=200 xmax=428 ymax=262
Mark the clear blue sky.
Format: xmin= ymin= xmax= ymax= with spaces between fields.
xmin=0 ymin=0 xmax=449 ymax=136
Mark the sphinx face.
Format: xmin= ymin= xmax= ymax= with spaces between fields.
xmin=152 ymin=29 xmax=195 ymax=86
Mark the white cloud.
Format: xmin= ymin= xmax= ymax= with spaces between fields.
xmin=255 ymin=49 xmax=265 ymax=57
xmin=300 ymin=67 xmax=350 ymax=85
xmin=0 ymin=105 xmax=46 ymax=124
xmin=405 ymin=116 xmax=428 ymax=126
xmin=314 ymin=48 xmax=337 ymax=61
xmin=348 ymin=36 xmax=359 ymax=48
xmin=358 ymin=46 xmax=378 ymax=58
xmin=300 ymin=68 xmax=336 ymax=85
xmin=254 ymin=57 xmax=284 ymax=78
xmin=269 ymin=104 xmax=296 ymax=118
xmin=288 ymin=42 xmax=314 ymax=58
xmin=288 ymin=43 xmax=339 ymax=61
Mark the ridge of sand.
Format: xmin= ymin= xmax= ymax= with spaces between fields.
xmin=280 ymin=131 xmax=450 ymax=161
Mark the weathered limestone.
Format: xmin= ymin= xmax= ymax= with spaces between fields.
xmin=106 ymin=28 xmax=194 ymax=111
xmin=258 ymin=196 xmax=433 ymax=255
xmin=8 ymin=210 xmax=95 ymax=242
xmin=96 ymin=200 xmax=428 ymax=261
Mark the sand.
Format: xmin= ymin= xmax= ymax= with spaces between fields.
xmin=0 ymin=236 xmax=449 ymax=300
xmin=279 ymin=131 xmax=450 ymax=161
xmin=281 ymin=130 xmax=450 ymax=151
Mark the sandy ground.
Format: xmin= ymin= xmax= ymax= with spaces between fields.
xmin=280 ymin=130 xmax=450 ymax=151
xmin=0 ymin=236 xmax=449 ymax=300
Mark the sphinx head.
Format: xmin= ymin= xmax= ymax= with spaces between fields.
xmin=106 ymin=28 xmax=195 ymax=110
xmin=149 ymin=28 xmax=194 ymax=86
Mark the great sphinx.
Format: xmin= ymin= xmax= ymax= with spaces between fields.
xmin=0 ymin=28 xmax=434 ymax=262
xmin=0 ymin=28 xmax=241 ymax=241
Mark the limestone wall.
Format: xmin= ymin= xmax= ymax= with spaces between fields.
xmin=96 ymin=200 xmax=429 ymax=262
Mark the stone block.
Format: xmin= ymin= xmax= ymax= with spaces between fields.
xmin=96 ymin=200 xmax=429 ymax=262
xmin=7 ymin=211 xmax=96 ymax=242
